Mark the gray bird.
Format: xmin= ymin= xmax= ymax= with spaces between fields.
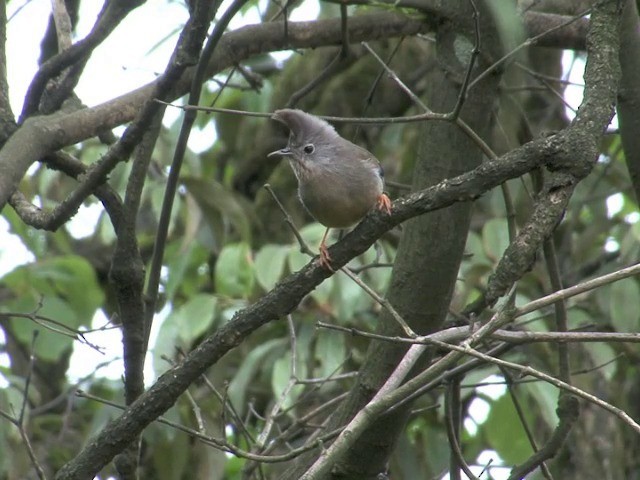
xmin=268 ymin=109 xmax=391 ymax=269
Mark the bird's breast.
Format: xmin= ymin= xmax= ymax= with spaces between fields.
xmin=298 ymin=166 xmax=383 ymax=228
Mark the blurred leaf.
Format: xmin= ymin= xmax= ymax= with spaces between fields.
xmin=223 ymin=455 xmax=245 ymax=479
xmin=174 ymin=294 xmax=218 ymax=343
xmin=287 ymin=223 xmax=327 ymax=271
xmin=9 ymin=296 xmax=76 ymax=362
xmin=151 ymin=183 xmax=182 ymax=238
xmin=482 ymin=218 xmax=510 ymax=262
xmin=583 ymin=342 xmax=617 ymax=380
xmin=3 ymin=255 xmax=103 ymax=324
xmin=153 ymin=308 xmax=186 ymax=376
xmin=609 ymin=278 xmax=640 ymax=331
xmin=254 ymin=244 xmax=289 ymax=291
xmin=227 ymin=338 xmax=285 ymax=414
xmin=567 ymin=308 xmax=593 ymax=330
xmin=210 ymin=88 xmax=243 ymax=144
xmin=152 ymin=424 xmax=190 ymax=480
xmin=165 ymin=242 xmax=210 ymax=301
xmin=215 ymin=242 xmax=254 ymax=298
xmin=482 ymin=393 xmax=533 ymax=464
xmin=183 ymin=176 xmax=255 ymax=246
xmin=2 ymin=206 xmax=44 ymax=257
xmin=521 ymin=380 xmax=559 ymax=430
xmin=357 ymin=242 xmax=392 ymax=292
xmin=288 ymin=224 xmax=334 ymax=304
xmin=463 ymin=231 xmax=490 ymax=270
xmin=315 ymin=332 xmax=345 ymax=378
xmin=1 ymin=256 xmax=104 ymax=361
xmin=336 ymin=272 xmax=371 ymax=323
xmin=271 ymin=351 xmax=304 ymax=412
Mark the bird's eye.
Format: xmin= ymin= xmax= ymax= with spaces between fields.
xmin=303 ymin=144 xmax=315 ymax=154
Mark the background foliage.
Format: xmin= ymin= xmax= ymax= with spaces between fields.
xmin=0 ymin=0 xmax=638 ymax=479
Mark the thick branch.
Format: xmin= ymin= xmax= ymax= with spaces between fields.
xmin=617 ymin=0 xmax=640 ymax=204
xmin=20 ymin=0 xmax=145 ymax=119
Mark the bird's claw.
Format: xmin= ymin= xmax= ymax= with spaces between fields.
xmin=377 ymin=193 xmax=392 ymax=215
xmin=317 ymin=243 xmax=334 ymax=271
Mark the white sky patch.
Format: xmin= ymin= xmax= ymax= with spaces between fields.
xmin=606 ymin=192 xmax=624 ymax=218
xmin=67 ymin=304 xmax=168 ymax=386
xmin=562 ymin=49 xmax=618 ymax=129
xmin=0 ymin=216 xmax=35 ymax=276
xmin=74 ymin=1 xmax=189 ymax=107
xmin=464 ymin=374 xmax=507 ymax=435
xmin=476 ymin=450 xmax=509 ymax=479
xmin=605 ymin=236 xmax=620 ymax=253
xmin=476 ymin=373 xmax=507 ymax=399
xmin=0 ymin=328 xmax=8 ymax=388
xmin=562 ymin=50 xmax=584 ymax=120
xmin=6 ymin=0 xmax=50 ymax=115
xmin=186 ymin=116 xmax=218 ymax=153
xmin=291 ymin=0 xmax=320 ymax=21
xmin=440 ymin=448 xmax=509 ymax=480
xmin=65 ymin=202 xmax=104 ymax=238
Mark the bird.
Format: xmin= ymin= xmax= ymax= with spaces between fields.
xmin=267 ymin=109 xmax=391 ymax=270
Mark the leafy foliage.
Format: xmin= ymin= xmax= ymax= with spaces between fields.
xmin=0 ymin=1 xmax=638 ymax=479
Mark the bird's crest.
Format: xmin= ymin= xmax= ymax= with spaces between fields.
xmin=271 ymin=109 xmax=338 ymax=144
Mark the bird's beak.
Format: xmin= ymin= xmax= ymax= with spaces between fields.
xmin=267 ymin=148 xmax=292 ymax=158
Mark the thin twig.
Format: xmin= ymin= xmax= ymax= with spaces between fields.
xmin=468 ymin=6 xmax=592 ymax=91
xmin=445 ymin=377 xmax=479 ymax=480
xmin=264 ymin=184 xmax=315 ymax=257
xmin=517 ymin=262 xmax=640 ymax=317
xmin=75 ymin=390 xmax=341 ymax=463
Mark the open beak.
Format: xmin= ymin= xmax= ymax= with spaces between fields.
xmin=267 ymin=148 xmax=292 ymax=158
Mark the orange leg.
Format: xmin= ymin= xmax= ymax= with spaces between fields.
xmin=377 ymin=193 xmax=392 ymax=214
xmin=317 ymin=228 xmax=334 ymax=271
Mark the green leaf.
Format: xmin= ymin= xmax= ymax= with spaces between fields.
xmin=315 ymin=332 xmax=345 ymax=378
xmin=254 ymin=244 xmax=289 ymax=291
xmin=287 ymin=224 xmax=334 ymax=304
xmin=271 ymin=352 xmax=304 ymax=412
xmin=464 ymin=231 xmax=490 ymax=269
xmin=151 ymin=185 xmax=182 ymax=238
xmin=152 ymin=423 xmax=190 ymax=480
xmin=336 ymin=273 xmax=371 ymax=323
xmin=482 ymin=393 xmax=533 ymax=464
xmin=164 ymin=242 xmax=209 ymax=301
xmin=182 ymin=177 xmax=254 ymax=245
xmin=521 ymin=380 xmax=559 ymax=429
xmin=227 ymin=338 xmax=285 ymax=414
xmin=3 ymin=255 xmax=104 ymax=326
xmin=583 ymin=342 xmax=617 ymax=380
xmin=609 ymin=278 xmax=640 ymax=331
xmin=9 ymin=297 xmax=77 ymax=362
xmin=153 ymin=308 xmax=186 ymax=376
xmin=356 ymin=243 xmax=392 ymax=292
xmin=1 ymin=256 xmax=104 ymax=362
xmin=482 ymin=218 xmax=511 ymax=262
xmin=215 ymin=242 xmax=254 ymax=298
xmin=165 ymin=244 xmax=195 ymax=301
xmin=174 ymin=294 xmax=218 ymax=343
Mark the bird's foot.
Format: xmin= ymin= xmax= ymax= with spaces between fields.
xmin=377 ymin=193 xmax=392 ymax=215
xmin=317 ymin=242 xmax=334 ymax=271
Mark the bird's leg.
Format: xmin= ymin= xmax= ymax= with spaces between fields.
xmin=377 ymin=193 xmax=392 ymax=214
xmin=317 ymin=228 xmax=334 ymax=271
